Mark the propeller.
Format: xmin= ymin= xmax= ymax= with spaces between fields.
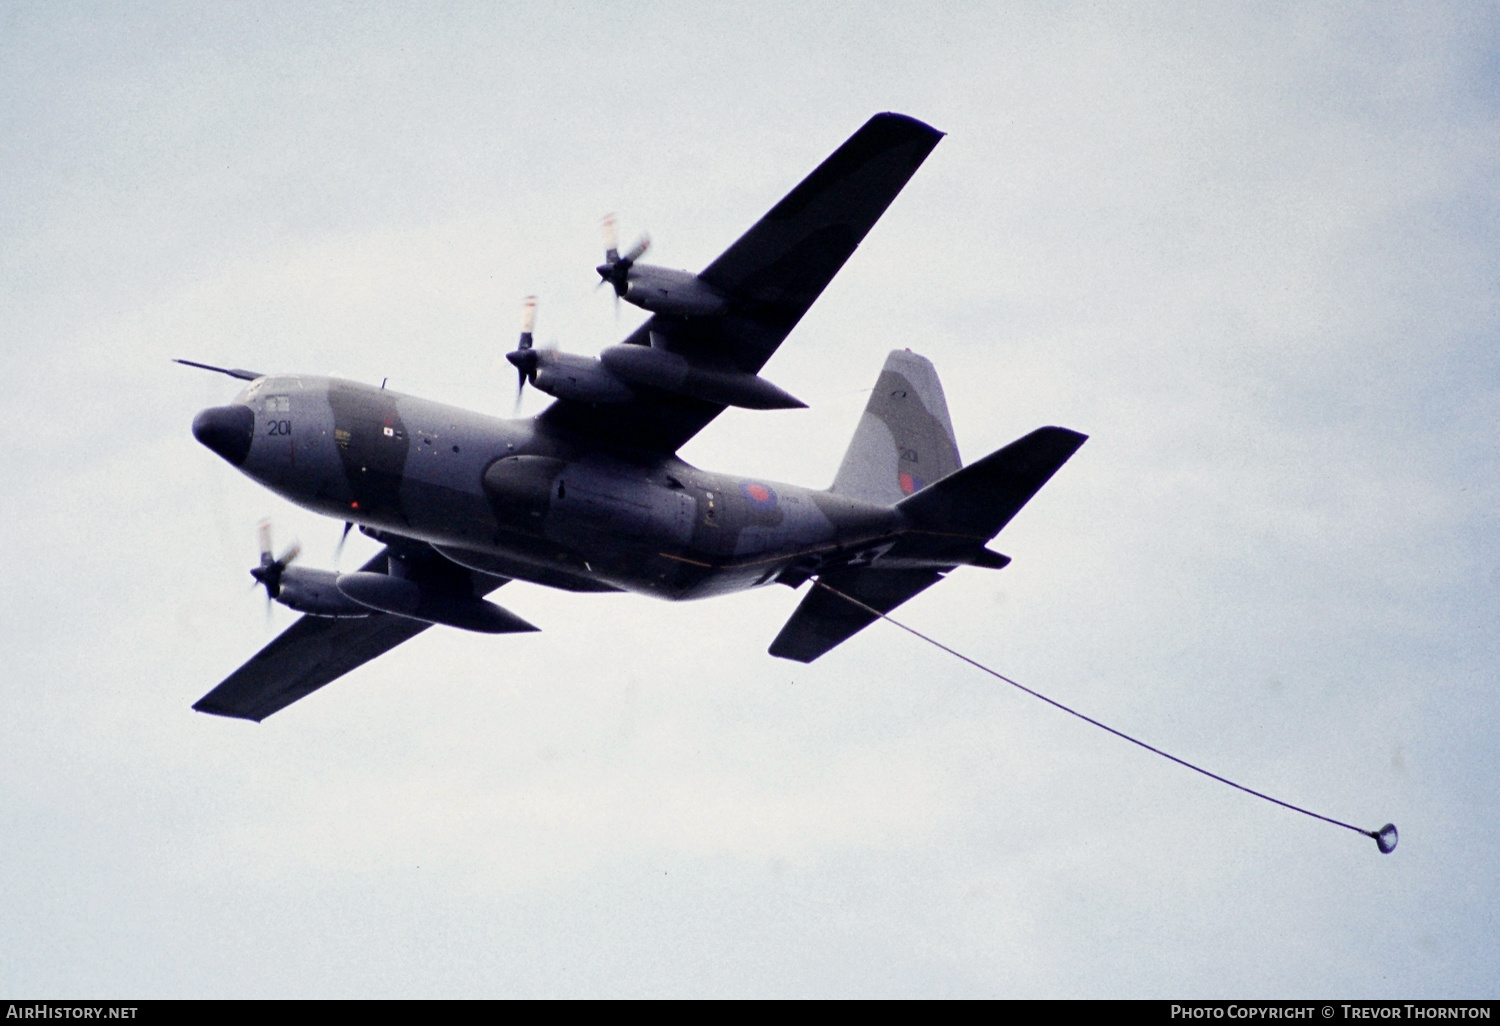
xmin=596 ymin=214 xmax=650 ymax=305
xmin=505 ymin=295 xmax=539 ymax=414
xmin=333 ymin=520 xmax=353 ymax=565
xmin=249 ymin=518 xmax=301 ymax=603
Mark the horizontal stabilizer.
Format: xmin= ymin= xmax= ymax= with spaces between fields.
xmin=768 ymin=567 xmax=945 ymax=663
xmin=897 ymin=426 xmax=1086 ymax=540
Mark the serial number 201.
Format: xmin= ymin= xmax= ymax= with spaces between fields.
xmin=266 ymin=420 xmax=292 ymax=435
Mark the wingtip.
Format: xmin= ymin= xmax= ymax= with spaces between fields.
xmin=874 ymin=111 xmax=943 ymax=135
xmin=767 ymin=642 xmax=818 ymax=664
xmin=1043 ymin=426 xmax=1089 ymax=447
xmin=192 ymin=700 xmax=264 ymax=723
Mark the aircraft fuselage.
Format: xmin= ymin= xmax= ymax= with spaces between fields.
xmin=193 ymin=375 xmax=902 ymax=601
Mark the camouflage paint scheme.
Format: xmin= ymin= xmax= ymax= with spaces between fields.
xmin=226 ymin=365 xmax=944 ymax=602
xmin=187 ymin=114 xmax=1087 ymax=720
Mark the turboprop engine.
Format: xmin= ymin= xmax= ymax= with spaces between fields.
xmin=505 ymin=297 xmax=805 ymax=410
xmin=595 ymin=215 xmax=728 ymax=318
xmin=250 ymin=520 xmax=370 ymax=618
xmin=249 ymin=521 xmax=538 ymax=634
xmin=613 ymin=265 xmax=728 ymax=317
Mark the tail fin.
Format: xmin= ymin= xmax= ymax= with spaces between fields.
xmin=770 ymin=426 xmax=1086 ymax=664
xmin=896 ymin=426 xmax=1087 ymax=540
xmin=830 ymin=350 xmax=961 ymax=504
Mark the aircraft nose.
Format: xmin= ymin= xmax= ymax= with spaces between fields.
xmin=192 ymin=404 xmax=255 ymax=466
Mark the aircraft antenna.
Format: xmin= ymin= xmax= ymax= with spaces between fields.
xmin=810 ymin=578 xmax=1398 ymax=855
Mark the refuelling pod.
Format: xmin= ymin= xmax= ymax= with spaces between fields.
xmin=335 ymin=572 xmax=538 ymax=634
xmin=600 ymin=344 xmax=806 ymax=410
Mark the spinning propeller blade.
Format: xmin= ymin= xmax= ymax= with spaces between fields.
xmin=506 ymin=295 xmax=540 ymax=414
xmin=601 ymin=213 xmax=618 ymax=262
xmin=249 ymin=519 xmax=300 ymax=602
xmin=596 ymin=214 xmax=649 ymax=303
xmin=623 ymin=235 xmax=651 ymax=263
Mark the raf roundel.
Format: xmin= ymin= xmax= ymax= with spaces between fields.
xmin=741 ymin=481 xmax=778 ymax=508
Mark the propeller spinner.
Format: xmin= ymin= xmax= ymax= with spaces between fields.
xmin=596 ymin=214 xmax=650 ymax=300
xmin=249 ymin=519 xmax=301 ymax=601
xmin=505 ymin=295 xmax=539 ymax=413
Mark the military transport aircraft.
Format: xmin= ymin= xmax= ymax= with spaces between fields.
xmin=184 ymin=112 xmax=1087 ymax=722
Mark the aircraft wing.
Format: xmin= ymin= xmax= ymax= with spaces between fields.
xmin=192 ymin=549 xmax=508 ymax=722
xmin=539 ymin=112 xmax=944 ymax=455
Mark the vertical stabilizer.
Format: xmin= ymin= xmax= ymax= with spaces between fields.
xmin=830 ymin=350 xmax=961 ymax=504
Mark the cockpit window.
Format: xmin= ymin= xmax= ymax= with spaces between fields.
xmin=265 ymin=395 xmax=290 ymax=413
xmin=234 ymin=379 xmax=265 ymax=403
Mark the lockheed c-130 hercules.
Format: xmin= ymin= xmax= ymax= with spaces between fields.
xmin=184 ymin=112 xmax=1087 ymax=722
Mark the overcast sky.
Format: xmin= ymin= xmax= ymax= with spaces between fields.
xmin=2 ymin=1 xmax=1496 ymax=997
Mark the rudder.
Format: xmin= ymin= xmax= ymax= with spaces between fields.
xmin=830 ymin=350 xmax=961 ymax=504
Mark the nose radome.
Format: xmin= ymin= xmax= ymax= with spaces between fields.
xmin=192 ymin=404 xmax=255 ymax=466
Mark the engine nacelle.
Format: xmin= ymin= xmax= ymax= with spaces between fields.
xmin=622 ymin=265 xmax=728 ymax=317
xmin=275 ymin=566 xmax=371 ymax=618
xmin=530 ymin=351 xmax=634 ymax=404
